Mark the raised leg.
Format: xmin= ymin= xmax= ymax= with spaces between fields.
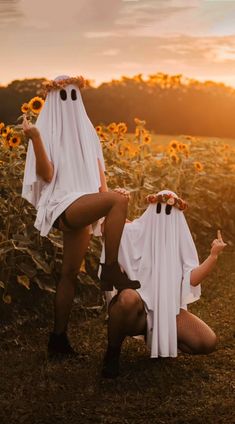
xmin=177 ymin=309 xmax=217 ymax=354
xmin=58 ymin=192 xmax=140 ymax=291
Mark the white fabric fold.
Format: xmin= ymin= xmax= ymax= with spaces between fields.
xmin=22 ymin=76 xmax=105 ymax=236
xmin=102 ymin=190 xmax=201 ymax=358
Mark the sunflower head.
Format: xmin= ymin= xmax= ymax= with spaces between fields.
xmin=117 ymin=122 xmax=127 ymax=134
xmin=9 ymin=134 xmax=21 ymax=148
xmin=194 ymin=161 xmax=204 ymax=172
xmin=28 ymin=96 xmax=45 ymax=114
xmin=169 ymin=140 xmax=179 ymax=150
xmin=143 ymin=134 xmax=151 ymax=144
xmin=170 ymin=152 xmax=179 ymax=164
xmin=21 ymin=103 xmax=30 ymax=114
xmin=1 ymin=126 xmax=11 ymax=138
xmin=108 ymin=122 xmax=117 ymax=132
xmin=95 ymin=125 xmax=103 ymax=135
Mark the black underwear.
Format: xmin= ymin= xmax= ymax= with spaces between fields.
xmin=52 ymin=210 xmax=75 ymax=230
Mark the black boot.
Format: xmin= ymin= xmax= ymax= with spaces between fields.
xmin=102 ymin=346 xmax=121 ymax=379
xmin=47 ymin=332 xmax=83 ymax=361
xmin=100 ymin=261 xmax=141 ymax=291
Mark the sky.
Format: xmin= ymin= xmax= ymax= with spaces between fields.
xmin=1 ymin=0 xmax=235 ymax=87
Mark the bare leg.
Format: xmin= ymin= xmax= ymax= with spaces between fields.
xmin=58 ymin=192 xmax=128 ymax=264
xmin=102 ymin=289 xmax=146 ymax=378
xmin=48 ymin=226 xmax=91 ymax=359
xmin=58 ymin=193 xmax=140 ymax=291
xmin=177 ymin=309 xmax=217 ymax=354
xmin=54 ymin=226 xmax=91 ymax=334
xmin=108 ymin=289 xmax=146 ymax=347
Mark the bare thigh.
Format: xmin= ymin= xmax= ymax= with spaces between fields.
xmin=57 ymin=192 xmax=127 ymax=232
xmin=177 ymin=309 xmax=217 ymax=354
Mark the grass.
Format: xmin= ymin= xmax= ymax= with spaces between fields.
xmin=0 ymin=249 xmax=234 ymax=424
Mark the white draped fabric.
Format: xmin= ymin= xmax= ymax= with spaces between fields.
xmin=103 ymin=190 xmax=201 ymax=358
xmin=22 ymin=76 xmax=105 ymax=236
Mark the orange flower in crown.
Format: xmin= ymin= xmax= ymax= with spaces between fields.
xmin=43 ymin=76 xmax=87 ymax=93
xmin=145 ymin=192 xmax=188 ymax=211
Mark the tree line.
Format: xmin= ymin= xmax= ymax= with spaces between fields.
xmin=1 ymin=73 xmax=235 ymax=138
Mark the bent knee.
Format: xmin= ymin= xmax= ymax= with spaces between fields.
xmin=195 ymin=332 xmax=217 ymax=354
xmin=113 ymin=192 xmax=129 ymax=208
xmin=117 ymin=289 xmax=143 ymax=313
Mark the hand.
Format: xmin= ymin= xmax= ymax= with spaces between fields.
xmin=114 ymin=187 xmax=130 ymax=200
xmin=22 ymin=115 xmax=40 ymax=140
xmin=210 ymin=230 xmax=227 ymax=258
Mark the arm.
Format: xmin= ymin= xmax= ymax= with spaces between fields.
xmin=190 ymin=230 xmax=226 ymax=286
xmin=22 ymin=115 xmax=54 ymax=183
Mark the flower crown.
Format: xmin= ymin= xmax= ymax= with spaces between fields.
xmin=146 ymin=193 xmax=188 ymax=211
xmin=43 ymin=76 xmax=87 ymax=93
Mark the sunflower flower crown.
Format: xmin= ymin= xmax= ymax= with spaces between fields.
xmin=146 ymin=193 xmax=188 ymax=211
xmin=43 ymin=76 xmax=87 ymax=93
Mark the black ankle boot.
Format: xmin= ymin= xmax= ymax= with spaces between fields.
xmin=47 ymin=332 xmax=83 ymax=360
xmin=102 ymin=346 xmax=121 ymax=379
xmin=100 ymin=261 xmax=141 ymax=291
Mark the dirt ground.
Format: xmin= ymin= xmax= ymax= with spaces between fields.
xmin=0 ymin=251 xmax=234 ymax=424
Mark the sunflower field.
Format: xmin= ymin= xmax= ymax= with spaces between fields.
xmin=0 ymin=97 xmax=235 ymax=303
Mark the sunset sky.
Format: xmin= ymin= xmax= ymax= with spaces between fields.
xmin=1 ymin=0 xmax=235 ymax=87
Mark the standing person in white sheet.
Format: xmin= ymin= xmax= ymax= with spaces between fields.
xmin=21 ymin=75 xmax=140 ymax=359
xmin=101 ymin=190 xmax=226 ymax=378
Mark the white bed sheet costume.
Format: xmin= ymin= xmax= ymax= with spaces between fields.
xmin=22 ymin=75 xmax=105 ymax=236
xmin=102 ymin=190 xmax=201 ymax=358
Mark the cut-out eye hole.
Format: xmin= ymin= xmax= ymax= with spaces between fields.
xmin=165 ymin=205 xmax=172 ymax=215
xmin=71 ymin=89 xmax=77 ymax=101
xmin=60 ymin=89 xmax=67 ymax=101
xmin=156 ymin=203 xmax=162 ymax=214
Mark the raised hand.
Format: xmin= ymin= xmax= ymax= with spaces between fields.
xmin=22 ymin=115 xmax=40 ymax=139
xmin=210 ymin=230 xmax=227 ymax=258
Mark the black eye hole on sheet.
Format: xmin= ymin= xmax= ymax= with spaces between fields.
xmin=71 ymin=89 xmax=77 ymax=101
xmin=165 ymin=205 xmax=172 ymax=215
xmin=156 ymin=203 xmax=172 ymax=215
xmin=60 ymin=89 xmax=67 ymax=101
xmin=156 ymin=203 xmax=162 ymax=214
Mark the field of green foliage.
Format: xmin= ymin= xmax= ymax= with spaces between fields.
xmin=0 ymin=99 xmax=235 ymax=302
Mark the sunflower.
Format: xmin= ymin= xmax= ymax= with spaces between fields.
xmin=95 ymin=125 xmax=102 ymax=135
xmin=99 ymin=132 xmax=107 ymax=141
xmin=0 ymin=122 xmax=4 ymax=131
xmin=181 ymin=144 xmax=190 ymax=157
xmin=9 ymin=134 xmax=21 ymax=148
xmin=28 ymin=96 xmax=45 ymax=114
xmin=108 ymin=122 xmax=117 ymax=132
xmin=170 ymin=153 xmax=179 ymax=164
xmin=194 ymin=161 xmax=204 ymax=172
xmin=143 ymin=134 xmax=151 ymax=144
xmin=1 ymin=126 xmax=11 ymax=138
xmin=108 ymin=141 xmax=115 ymax=150
xmin=169 ymin=140 xmax=179 ymax=150
xmin=21 ymin=103 xmax=30 ymax=113
xmin=117 ymin=122 xmax=127 ymax=134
